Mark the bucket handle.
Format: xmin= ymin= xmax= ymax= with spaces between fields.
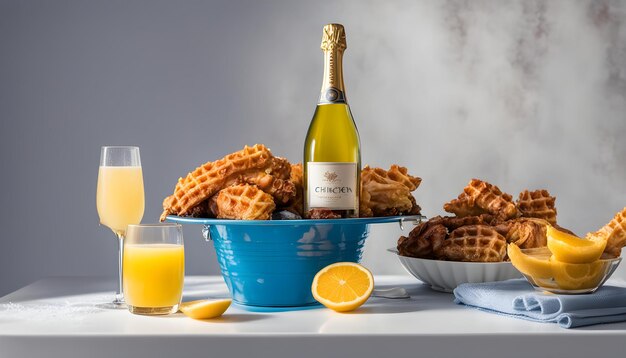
xmin=398 ymin=216 xmax=422 ymax=231
xmin=202 ymin=225 xmax=212 ymax=241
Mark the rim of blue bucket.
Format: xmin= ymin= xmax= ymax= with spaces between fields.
xmin=165 ymin=214 xmax=425 ymax=226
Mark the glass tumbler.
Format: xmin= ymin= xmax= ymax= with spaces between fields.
xmin=123 ymin=223 xmax=184 ymax=315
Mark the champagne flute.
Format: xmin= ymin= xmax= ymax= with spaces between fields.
xmin=96 ymin=146 xmax=145 ymax=307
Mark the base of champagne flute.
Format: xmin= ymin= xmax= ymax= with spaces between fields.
xmin=96 ymin=299 xmax=126 ymax=310
xmin=127 ymin=304 xmax=179 ymax=316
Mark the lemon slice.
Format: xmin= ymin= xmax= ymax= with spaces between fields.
xmin=311 ymin=262 xmax=374 ymax=312
xmin=508 ymin=244 xmax=553 ymax=279
xmin=179 ymin=299 xmax=231 ymax=319
xmin=547 ymin=226 xmax=607 ymax=264
xmin=549 ymin=256 xmax=605 ymax=290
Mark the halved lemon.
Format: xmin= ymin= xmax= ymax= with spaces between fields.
xmin=311 ymin=262 xmax=374 ymax=312
xmin=508 ymin=244 xmax=553 ymax=279
xmin=179 ymin=299 xmax=231 ymax=319
xmin=547 ymin=226 xmax=607 ymax=264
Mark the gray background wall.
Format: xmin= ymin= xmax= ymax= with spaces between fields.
xmin=1 ymin=0 xmax=625 ymax=296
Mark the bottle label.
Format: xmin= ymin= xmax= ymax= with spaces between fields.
xmin=319 ymin=87 xmax=346 ymax=104
xmin=307 ymin=162 xmax=357 ymax=210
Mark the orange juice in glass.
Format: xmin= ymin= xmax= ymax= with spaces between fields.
xmin=96 ymin=146 xmax=145 ymax=307
xmin=97 ymin=166 xmax=144 ymax=235
xmin=123 ymin=224 xmax=184 ymax=315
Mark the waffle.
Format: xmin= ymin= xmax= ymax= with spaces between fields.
xmin=360 ymin=165 xmax=422 ymax=217
xmin=160 ymin=144 xmax=283 ymax=221
xmin=597 ymin=207 xmax=626 ymax=258
xmin=211 ymin=184 xmax=276 ymax=220
xmin=442 ymin=192 xmax=488 ymax=217
xmin=182 ymin=160 xmax=294 ymax=218
xmin=444 ymin=179 xmax=519 ymax=221
xmin=517 ymin=189 xmax=557 ymax=225
xmin=397 ymin=221 xmax=447 ymax=259
xmin=440 ymin=225 xmax=507 ymax=262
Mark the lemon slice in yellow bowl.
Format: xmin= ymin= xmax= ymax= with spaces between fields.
xmin=549 ymin=256 xmax=605 ymax=291
xmin=546 ymin=226 xmax=607 ymax=264
xmin=508 ymin=244 xmax=553 ymax=279
xmin=179 ymin=299 xmax=231 ymax=319
xmin=311 ymin=262 xmax=374 ymax=312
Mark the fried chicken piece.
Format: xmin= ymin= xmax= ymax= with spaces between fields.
xmin=249 ymin=157 xmax=295 ymax=205
xmin=160 ymin=144 xmax=290 ymax=221
xmin=594 ymin=207 xmax=626 ymax=258
xmin=517 ymin=189 xmax=557 ymax=225
xmin=441 ymin=225 xmax=507 ymax=262
xmin=308 ymin=209 xmax=342 ymax=219
xmin=371 ymin=194 xmax=421 ymax=217
xmin=186 ymin=199 xmax=214 ymax=218
xmin=360 ymin=165 xmax=422 ymax=217
xmin=437 ymin=214 xmax=497 ymax=231
xmin=397 ymin=220 xmax=447 ymax=259
xmin=211 ymin=184 xmax=275 ymax=220
xmin=360 ymin=186 xmax=373 ymax=217
xmin=444 ymin=179 xmax=519 ymax=221
xmin=498 ymin=218 xmax=549 ymax=249
xmin=282 ymin=163 xmax=304 ymax=216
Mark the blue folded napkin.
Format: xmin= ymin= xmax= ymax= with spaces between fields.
xmin=453 ymin=279 xmax=626 ymax=328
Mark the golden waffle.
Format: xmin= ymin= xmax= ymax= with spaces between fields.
xmin=360 ymin=165 xmax=422 ymax=217
xmin=160 ymin=144 xmax=279 ymax=221
xmin=441 ymin=225 xmax=507 ymax=262
xmin=444 ymin=179 xmax=519 ymax=221
xmin=517 ymin=189 xmax=557 ymax=225
xmin=385 ymin=165 xmax=421 ymax=191
xmin=597 ymin=207 xmax=626 ymax=258
xmin=216 ymin=158 xmax=294 ymax=204
xmin=442 ymin=192 xmax=488 ymax=217
xmin=212 ymin=184 xmax=276 ymax=220
xmin=185 ymin=166 xmax=293 ymax=217
xmin=397 ymin=220 xmax=447 ymax=259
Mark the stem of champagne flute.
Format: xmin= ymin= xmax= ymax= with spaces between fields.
xmin=114 ymin=233 xmax=125 ymax=305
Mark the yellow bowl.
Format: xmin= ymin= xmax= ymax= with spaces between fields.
xmin=513 ymin=247 xmax=622 ymax=294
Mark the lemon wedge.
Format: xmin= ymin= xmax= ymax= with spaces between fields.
xmin=179 ymin=299 xmax=231 ymax=319
xmin=311 ymin=262 xmax=374 ymax=312
xmin=508 ymin=244 xmax=553 ymax=279
xmin=546 ymin=226 xmax=607 ymax=264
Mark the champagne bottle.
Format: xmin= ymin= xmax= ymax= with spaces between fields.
xmin=304 ymin=23 xmax=361 ymax=218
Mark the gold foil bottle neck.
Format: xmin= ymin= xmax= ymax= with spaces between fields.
xmin=321 ymin=23 xmax=347 ymax=52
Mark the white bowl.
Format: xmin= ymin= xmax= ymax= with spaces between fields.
xmin=389 ymin=249 xmax=522 ymax=292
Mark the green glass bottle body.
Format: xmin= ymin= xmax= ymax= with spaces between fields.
xmin=303 ymin=24 xmax=361 ymax=218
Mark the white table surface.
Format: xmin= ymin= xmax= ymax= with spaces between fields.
xmin=1 ymin=275 xmax=625 ymax=358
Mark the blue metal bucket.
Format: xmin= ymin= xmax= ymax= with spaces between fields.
xmin=166 ymin=216 xmax=422 ymax=307
xmin=209 ymin=221 xmax=367 ymax=306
